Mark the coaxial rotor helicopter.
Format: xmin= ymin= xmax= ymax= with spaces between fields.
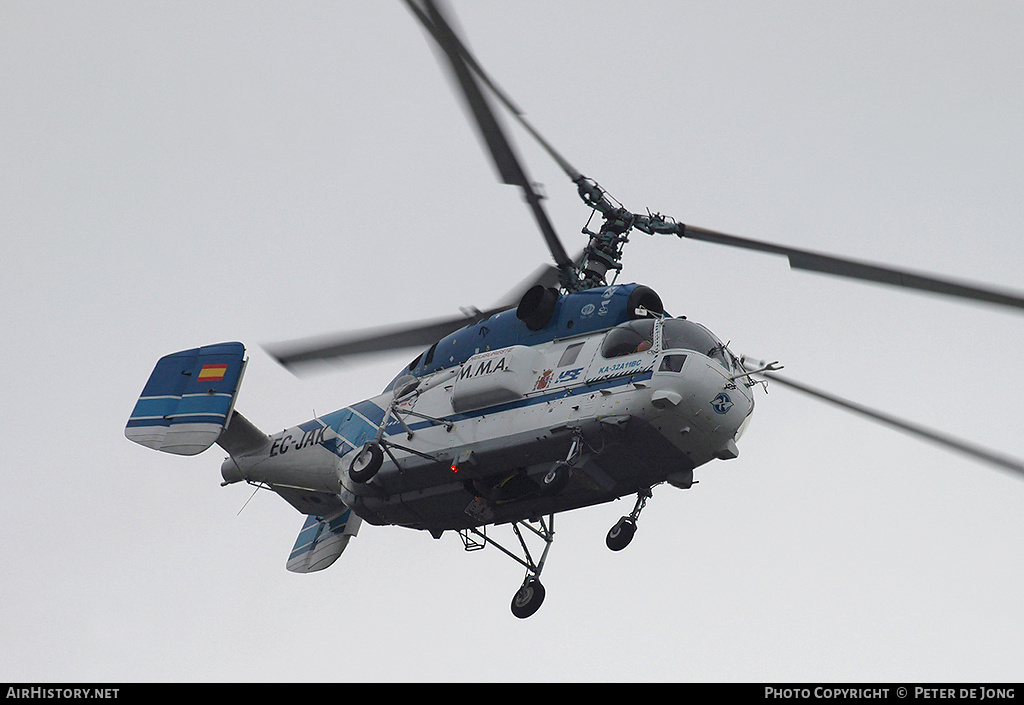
xmin=125 ymin=0 xmax=1024 ymax=618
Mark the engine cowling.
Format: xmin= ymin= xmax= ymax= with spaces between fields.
xmin=516 ymin=285 xmax=559 ymax=330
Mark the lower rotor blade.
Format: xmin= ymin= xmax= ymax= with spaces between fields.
xmin=491 ymin=253 xmax=583 ymax=308
xmin=680 ymin=225 xmax=1024 ymax=312
xmin=264 ymin=257 xmax=572 ymax=373
xmin=746 ymin=364 xmax=1024 ymax=477
xmin=265 ymin=307 xmax=504 ymax=371
xmin=491 ymin=263 xmax=562 ymax=309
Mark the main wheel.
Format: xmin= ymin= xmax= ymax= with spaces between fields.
xmin=510 ymin=578 xmax=546 ymax=619
xmin=539 ymin=461 xmax=571 ymax=496
xmin=349 ymin=442 xmax=384 ymax=483
xmin=606 ymin=517 xmax=636 ymax=551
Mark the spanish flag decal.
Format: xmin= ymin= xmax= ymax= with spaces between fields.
xmin=198 ymin=363 xmax=228 ymax=382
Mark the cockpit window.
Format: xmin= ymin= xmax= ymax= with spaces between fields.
xmin=661 ymin=318 xmax=733 ymax=371
xmin=600 ymin=320 xmax=656 ymax=358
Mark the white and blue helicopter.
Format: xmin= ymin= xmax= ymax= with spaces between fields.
xmin=125 ymin=1 xmax=1024 ymax=618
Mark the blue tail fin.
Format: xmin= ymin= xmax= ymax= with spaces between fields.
xmin=125 ymin=342 xmax=247 ymax=456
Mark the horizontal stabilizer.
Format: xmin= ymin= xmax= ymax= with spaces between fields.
xmin=287 ymin=507 xmax=362 ymax=574
xmin=125 ymin=342 xmax=247 ymax=456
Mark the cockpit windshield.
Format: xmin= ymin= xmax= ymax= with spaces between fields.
xmin=661 ymin=318 xmax=733 ymax=371
xmin=599 ymin=317 xmax=734 ymax=371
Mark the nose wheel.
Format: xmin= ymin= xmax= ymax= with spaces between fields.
xmin=605 ymin=516 xmax=637 ymax=551
xmin=606 ymin=487 xmax=652 ymax=551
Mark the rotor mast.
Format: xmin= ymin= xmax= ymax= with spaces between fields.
xmin=571 ymin=176 xmax=686 ymax=292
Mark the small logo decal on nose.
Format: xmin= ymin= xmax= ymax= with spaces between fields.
xmin=711 ymin=392 xmax=733 ymax=415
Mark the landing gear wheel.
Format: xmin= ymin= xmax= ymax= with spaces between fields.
xmin=606 ymin=517 xmax=636 ymax=551
xmin=349 ymin=442 xmax=384 ymax=483
xmin=511 ymin=578 xmax=546 ymax=619
xmin=539 ymin=461 xmax=571 ymax=496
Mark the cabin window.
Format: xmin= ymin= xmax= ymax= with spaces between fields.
xmin=557 ymin=342 xmax=584 ymax=367
xmin=600 ymin=320 xmax=656 ymax=358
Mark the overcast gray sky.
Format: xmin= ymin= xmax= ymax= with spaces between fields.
xmin=3 ymin=0 xmax=1024 ymax=682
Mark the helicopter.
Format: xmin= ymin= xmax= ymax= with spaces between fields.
xmin=124 ymin=0 xmax=1024 ymax=619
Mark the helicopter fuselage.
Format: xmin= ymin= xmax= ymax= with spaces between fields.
xmin=219 ymin=284 xmax=755 ymax=535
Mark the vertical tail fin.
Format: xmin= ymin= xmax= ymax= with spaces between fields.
xmin=125 ymin=342 xmax=247 ymax=456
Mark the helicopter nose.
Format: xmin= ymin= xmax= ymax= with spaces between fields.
xmin=652 ymin=354 xmax=753 ymax=459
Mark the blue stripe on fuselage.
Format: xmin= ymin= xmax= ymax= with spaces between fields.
xmin=351 ymin=400 xmax=386 ymax=427
xmin=380 ymin=370 xmax=654 ymax=438
xmin=295 ymin=370 xmax=653 ymax=459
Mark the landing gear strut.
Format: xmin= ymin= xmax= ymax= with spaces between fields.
xmin=460 ymin=513 xmax=555 ymax=619
xmin=606 ymin=487 xmax=652 ymax=551
xmin=347 ymin=389 xmax=453 ymax=484
xmin=538 ymin=428 xmax=584 ymax=496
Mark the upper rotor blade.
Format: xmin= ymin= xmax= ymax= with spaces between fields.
xmin=680 ymin=225 xmax=1024 ymax=312
xmin=405 ymin=0 xmax=576 ymax=274
xmin=743 ymin=362 xmax=1024 ymax=477
xmin=407 ymin=4 xmax=582 ymax=183
xmin=409 ymin=0 xmax=521 ymax=189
